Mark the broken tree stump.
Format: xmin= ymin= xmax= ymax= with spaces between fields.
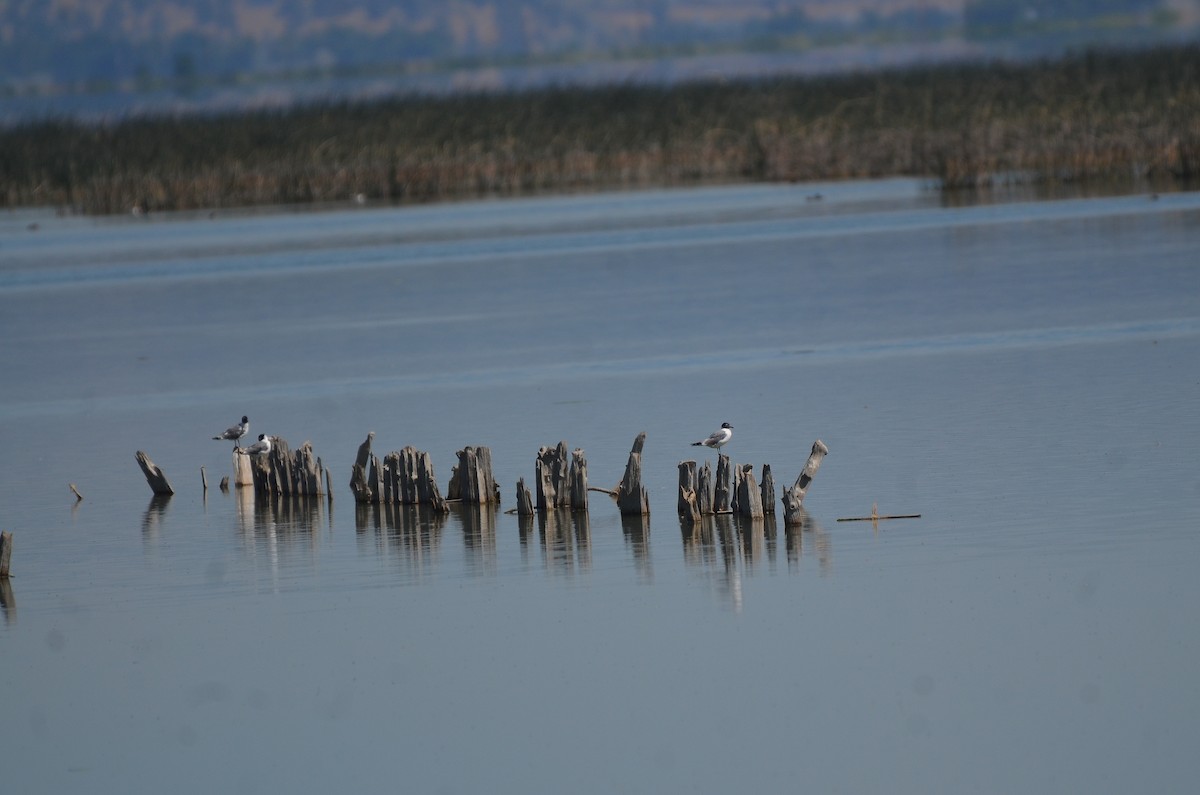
xmin=677 ymin=461 xmax=701 ymax=523
xmin=0 ymin=531 xmax=12 ymax=578
xmin=232 ymin=449 xmax=254 ymax=486
xmin=516 ymin=478 xmax=535 ymax=517
xmin=247 ymin=438 xmax=327 ymax=497
xmin=569 ymin=448 xmax=589 ymax=511
xmin=733 ymin=464 xmax=765 ymax=519
xmin=382 ymin=446 xmax=448 ymax=512
xmin=449 ymin=446 xmax=499 ymax=505
xmin=349 ymin=434 xmax=447 ymax=510
xmin=349 ymin=432 xmax=376 ymax=503
xmin=697 ymin=460 xmax=714 ymax=516
xmin=760 ymin=464 xmax=776 ymax=514
xmin=782 ymin=440 xmax=830 ymax=525
xmin=135 ymin=451 xmax=175 ymax=496
xmin=536 ymin=441 xmax=571 ymax=511
xmin=714 ymin=453 xmax=732 ymax=514
xmin=616 ymin=432 xmax=650 ymax=516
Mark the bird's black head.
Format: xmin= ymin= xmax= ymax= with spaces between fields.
xmin=721 ymin=422 xmax=733 ymax=429
xmin=257 ymin=434 xmax=266 ymax=441
xmin=242 ymin=416 xmax=249 ymax=423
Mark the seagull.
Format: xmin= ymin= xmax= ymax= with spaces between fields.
xmin=213 ymin=415 xmax=249 ymax=448
xmin=238 ymin=434 xmax=272 ymax=456
xmin=692 ymin=422 xmax=733 ymax=452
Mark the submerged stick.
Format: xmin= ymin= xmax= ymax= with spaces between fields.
xmin=69 ymin=483 xmax=84 ymax=502
xmin=837 ymin=515 xmax=922 ymax=522
xmin=838 ymin=503 xmax=921 ymax=522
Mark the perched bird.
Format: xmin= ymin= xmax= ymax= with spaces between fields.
xmin=213 ymin=415 xmax=249 ymax=447
xmin=238 ymin=434 xmax=272 ymax=456
xmin=692 ymin=422 xmax=733 ymax=451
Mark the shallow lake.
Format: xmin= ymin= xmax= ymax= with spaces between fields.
xmin=2 ymin=179 xmax=1199 ymax=793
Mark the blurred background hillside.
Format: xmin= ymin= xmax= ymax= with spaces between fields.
xmin=4 ymin=0 xmax=1199 ymax=122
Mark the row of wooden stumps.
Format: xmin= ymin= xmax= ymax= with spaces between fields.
xmin=348 ymin=432 xmax=499 ymax=510
xmin=235 ymin=438 xmax=333 ymax=498
xmin=679 ymin=440 xmax=828 ymax=525
xmin=513 ymin=432 xmax=650 ymax=517
xmin=135 ymin=440 xmax=334 ymax=500
xmin=132 ymin=434 xmax=826 ymax=524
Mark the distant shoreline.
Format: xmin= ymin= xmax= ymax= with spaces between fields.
xmin=3 ymin=43 xmax=1197 ymax=216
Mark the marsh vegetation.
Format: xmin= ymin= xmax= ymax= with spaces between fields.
xmin=3 ymin=44 xmax=1197 ymax=214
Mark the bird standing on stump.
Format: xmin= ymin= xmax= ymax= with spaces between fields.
xmin=213 ymin=415 xmax=249 ymax=448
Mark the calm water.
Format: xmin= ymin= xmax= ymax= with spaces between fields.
xmin=2 ymin=180 xmax=1199 ymax=793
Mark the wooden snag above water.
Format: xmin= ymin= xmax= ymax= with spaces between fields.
xmin=714 ymin=453 xmax=732 ymax=514
xmin=677 ymin=460 xmax=701 ymax=524
xmin=616 ymin=432 xmax=650 ymax=516
xmin=516 ymin=478 xmax=535 ymax=517
xmin=535 ymin=441 xmax=571 ymax=511
xmin=533 ymin=441 xmax=589 ymax=513
xmin=246 ymin=437 xmax=327 ymax=498
xmin=682 ymin=460 xmax=774 ymax=519
xmin=760 ymin=464 xmax=776 ymax=514
xmin=135 ymin=451 xmax=175 ymax=496
xmin=349 ymin=432 xmax=376 ymax=503
xmin=0 ymin=531 xmax=12 ymax=578
xmin=448 ymin=446 xmax=500 ymax=505
xmin=782 ymin=440 xmax=830 ymax=525
xmin=384 ymin=446 xmax=448 ymax=512
xmin=348 ymin=433 xmax=448 ymax=511
xmin=732 ymin=463 xmax=765 ymax=519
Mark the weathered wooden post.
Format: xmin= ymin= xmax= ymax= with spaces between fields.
xmin=0 ymin=531 xmax=12 ymax=578
xmin=677 ymin=461 xmax=701 ymax=523
xmin=616 ymin=432 xmax=650 ymax=516
xmin=384 ymin=446 xmax=448 ymax=512
xmin=135 ymin=451 xmax=174 ymax=496
xmin=536 ymin=442 xmax=570 ymax=511
xmin=760 ymin=464 xmax=776 ymax=514
xmin=232 ymin=449 xmax=254 ymax=486
xmin=569 ymin=448 xmax=589 ymax=511
xmin=733 ymin=463 xmax=765 ymax=519
xmin=714 ymin=453 xmax=731 ymax=514
xmin=782 ymin=440 xmax=829 ymax=524
xmin=450 ymin=446 xmax=499 ymax=504
xmin=516 ymin=478 xmax=535 ymax=517
xmin=697 ymin=460 xmax=714 ymax=516
xmin=349 ymin=432 xmax=375 ymax=503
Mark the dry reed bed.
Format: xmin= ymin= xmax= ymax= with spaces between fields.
xmin=2 ymin=44 xmax=1198 ymax=214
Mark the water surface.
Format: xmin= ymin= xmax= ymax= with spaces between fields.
xmin=2 ymin=179 xmax=1199 ymax=793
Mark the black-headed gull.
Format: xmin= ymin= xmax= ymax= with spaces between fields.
xmin=691 ymin=422 xmax=733 ymax=451
xmin=238 ymin=434 xmax=272 ymax=456
xmin=213 ymin=415 xmax=249 ymax=447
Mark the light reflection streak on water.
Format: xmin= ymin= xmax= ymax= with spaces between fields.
xmin=3 ymin=315 xmax=1195 ymax=422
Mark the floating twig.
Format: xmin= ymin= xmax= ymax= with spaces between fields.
xmin=69 ymin=483 xmax=84 ymax=502
xmin=837 ymin=503 xmax=921 ymax=522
